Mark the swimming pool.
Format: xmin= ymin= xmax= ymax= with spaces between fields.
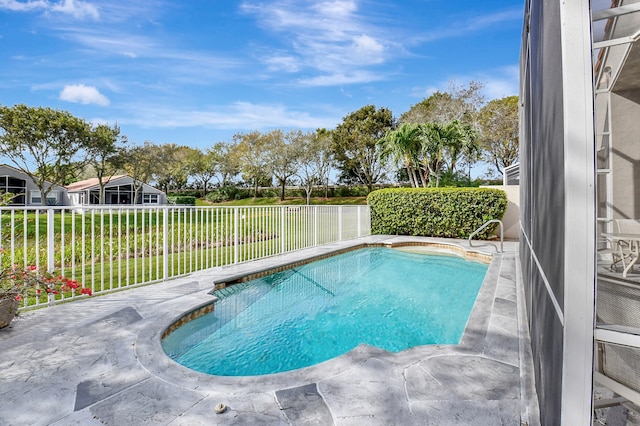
xmin=162 ymin=247 xmax=488 ymax=376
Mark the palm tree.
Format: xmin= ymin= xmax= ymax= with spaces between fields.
xmin=443 ymin=120 xmax=479 ymax=174
xmin=378 ymin=123 xmax=424 ymax=187
xmin=416 ymin=120 xmax=481 ymax=187
xmin=417 ymin=122 xmax=446 ymax=187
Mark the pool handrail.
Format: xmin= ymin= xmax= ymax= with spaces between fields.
xmin=469 ymin=219 xmax=504 ymax=253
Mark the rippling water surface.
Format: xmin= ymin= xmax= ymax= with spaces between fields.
xmin=162 ymin=247 xmax=487 ymax=376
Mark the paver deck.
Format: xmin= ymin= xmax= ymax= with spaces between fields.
xmin=0 ymin=236 xmax=539 ymax=425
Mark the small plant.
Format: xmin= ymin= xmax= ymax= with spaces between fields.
xmin=0 ymin=264 xmax=92 ymax=303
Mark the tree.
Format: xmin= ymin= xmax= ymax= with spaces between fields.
xmin=86 ymin=123 xmax=127 ymax=204
xmin=152 ymin=144 xmax=194 ymax=193
xmin=233 ymin=131 xmax=271 ymax=197
xmin=268 ymin=130 xmax=300 ymax=201
xmin=417 ymin=122 xmax=448 ymax=188
xmin=294 ymin=130 xmax=335 ymax=205
xmin=378 ymin=123 xmax=424 ymax=187
xmin=444 ymin=121 xmax=479 ymax=174
xmin=417 ymin=120 xmax=475 ymax=187
xmin=314 ymin=129 xmax=335 ymax=198
xmin=187 ymin=148 xmax=219 ymax=197
xmin=400 ymin=81 xmax=485 ymax=177
xmin=400 ymin=80 xmax=485 ymax=125
xmin=478 ymin=95 xmax=519 ymax=176
xmin=122 ymin=141 xmax=158 ymax=204
xmin=0 ymin=104 xmax=91 ymax=204
xmin=210 ymin=142 xmax=239 ymax=187
xmin=332 ymin=105 xmax=395 ymax=192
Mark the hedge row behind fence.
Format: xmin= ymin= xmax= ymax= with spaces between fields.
xmin=167 ymin=195 xmax=196 ymax=206
xmin=367 ymin=187 xmax=507 ymax=239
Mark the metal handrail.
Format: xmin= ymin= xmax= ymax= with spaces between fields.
xmin=469 ymin=219 xmax=504 ymax=253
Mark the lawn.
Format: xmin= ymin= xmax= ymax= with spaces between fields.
xmin=2 ymin=204 xmax=367 ymax=308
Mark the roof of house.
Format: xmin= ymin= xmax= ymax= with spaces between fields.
xmin=0 ymin=164 xmax=65 ymax=190
xmin=65 ymin=175 xmax=128 ymax=191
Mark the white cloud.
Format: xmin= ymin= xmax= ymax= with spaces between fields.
xmin=241 ymin=0 xmax=396 ymax=85
xmin=59 ymin=84 xmax=110 ymax=106
xmin=312 ymin=1 xmax=357 ymax=18
xmin=263 ymin=54 xmax=301 ymax=73
xmin=0 ymin=0 xmax=48 ymax=12
xmin=122 ymin=101 xmax=339 ymax=131
xmin=0 ymin=0 xmax=98 ymax=19
xmin=470 ymin=65 xmax=519 ymax=100
xmin=483 ymin=79 xmax=518 ymax=100
xmin=466 ymin=9 xmax=523 ymax=32
xmin=50 ymin=0 xmax=99 ymax=20
xmin=414 ymin=8 xmax=523 ymax=44
xmin=351 ymin=34 xmax=385 ymax=63
xmin=410 ymin=66 xmax=519 ymax=102
xmin=408 ymin=84 xmax=440 ymax=99
xmin=299 ymin=70 xmax=383 ymax=87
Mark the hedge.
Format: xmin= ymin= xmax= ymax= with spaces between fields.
xmin=367 ymin=187 xmax=507 ymax=239
xmin=167 ymin=195 xmax=196 ymax=206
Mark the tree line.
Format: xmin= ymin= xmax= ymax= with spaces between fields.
xmin=0 ymin=81 xmax=518 ymax=205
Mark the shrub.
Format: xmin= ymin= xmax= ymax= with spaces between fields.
xmin=205 ymin=190 xmax=225 ymax=203
xmin=367 ymin=187 xmax=507 ymax=238
xmin=335 ymin=185 xmax=372 ymax=197
xmin=167 ymin=196 xmax=196 ymax=206
xmin=205 ymin=186 xmax=251 ymax=203
xmin=167 ymin=190 xmax=201 ymax=198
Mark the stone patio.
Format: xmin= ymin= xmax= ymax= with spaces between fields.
xmin=0 ymin=236 xmax=539 ymax=425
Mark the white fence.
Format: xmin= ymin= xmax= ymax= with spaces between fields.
xmin=0 ymin=205 xmax=371 ymax=310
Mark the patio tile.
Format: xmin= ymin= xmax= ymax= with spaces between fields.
xmin=0 ymin=237 xmax=537 ymax=425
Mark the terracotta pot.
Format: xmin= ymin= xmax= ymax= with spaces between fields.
xmin=0 ymin=297 xmax=19 ymax=329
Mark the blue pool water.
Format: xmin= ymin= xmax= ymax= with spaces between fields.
xmin=162 ymin=247 xmax=487 ymax=376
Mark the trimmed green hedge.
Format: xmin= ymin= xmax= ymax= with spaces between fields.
xmin=167 ymin=195 xmax=196 ymax=206
xmin=367 ymin=187 xmax=507 ymax=238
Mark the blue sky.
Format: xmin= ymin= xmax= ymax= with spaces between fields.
xmin=0 ymin=0 xmax=523 ymax=152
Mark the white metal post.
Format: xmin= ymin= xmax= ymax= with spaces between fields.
xmin=47 ymin=208 xmax=55 ymax=273
xmin=163 ymin=206 xmax=169 ymax=280
xmin=280 ymin=207 xmax=286 ymax=253
xmin=314 ymin=206 xmax=319 ymax=246
xmin=234 ymin=208 xmax=239 ymax=264
xmin=338 ymin=206 xmax=343 ymax=242
xmin=559 ymin=0 xmax=596 ymax=423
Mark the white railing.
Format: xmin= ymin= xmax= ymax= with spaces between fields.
xmin=469 ymin=219 xmax=504 ymax=253
xmin=503 ymin=162 xmax=520 ymax=186
xmin=0 ymin=204 xmax=371 ymax=310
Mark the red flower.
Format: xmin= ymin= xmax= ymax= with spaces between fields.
xmin=2 ymin=262 xmax=91 ymax=304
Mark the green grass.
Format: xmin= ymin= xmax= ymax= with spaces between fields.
xmin=3 ymin=203 xmax=366 ymax=308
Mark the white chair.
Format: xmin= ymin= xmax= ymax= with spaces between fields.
xmin=596 ymin=277 xmax=640 ymax=419
xmin=608 ymin=219 xmax=640 ymax=273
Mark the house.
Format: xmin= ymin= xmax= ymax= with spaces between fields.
xmin=0 ymin=164 xmax=167 ymax=207
xmin=65 ymin=175 xmax=167 ymax=206
xmin=520 ymin=0 xmax=640 ymax=424
xmin=0 ymin=164 xmax=70 ymax=206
